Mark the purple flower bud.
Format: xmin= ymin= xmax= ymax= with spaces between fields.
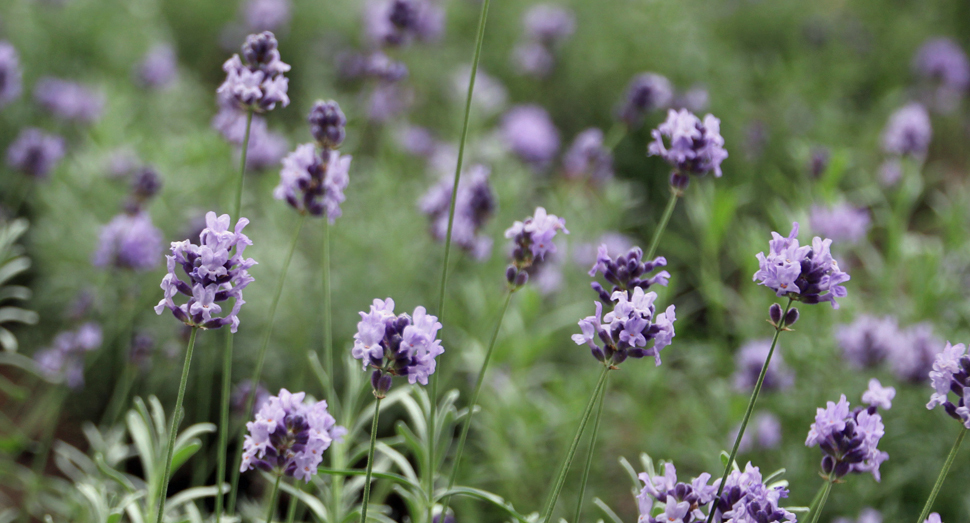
xmin=274 ymin=144 xmax=351 ymax=222
xmin=881 ymin=103 xmax=931 ymax=158
xmin=562 ymin=128 xmax=613 ymax=184
xmin=307 ymin=100 xmax=347 ymax=149
xmin=784 ymin=307 xmax=799 ymax=327
xmin=0 ymin=41 xmax=23 ymax=108
xmin=768 ymin=303 xmax=783 ymax=324
xmin=34 ymin=77 xmax=104 ymax=124
xmin=130 ymin=166 xmax=163 ymax=201
xmin=6 ymin=128 xmax=66 ymax=179
xmin=514 ymin=271 xmax=529 ymax=287
xmin=136 ymin=44 xmax=178 ymax=89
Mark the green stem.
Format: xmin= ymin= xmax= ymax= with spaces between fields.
xmin=234 ymin=111 xmax=254 ymax=219
xmin=807 ymin=480 xmax=833 ymax=523
xmin=265 ymin=474 xmax=283 ymax=523
xmin=439 ymin=290 xmax=514 ymax=515
xmin=916 ymin=427 xmax=967 ymax=523
xmin=706 ymin=298 xmax=792 ymax=523
xmin=226 ymin=215 xmax=307 ymax=516
xmin=102 ymin=363 xmax=136 ymax=427
xmin=571 ymin=376 xmax=609 ymax=523
xmin=603 ymin=122 xmax=627 ymax=151
xmin=429 ymin=1 xmax=492 ymax=519
xmin=360 ymin=397 xmax=383 ymax=523
xmin=322 ymin=218 xmax=335 ymax=406
xmin=154 ymin=327 xmax=198 ymax=523
xmin=805 ymin=481 xmax=826 ymax=517
xmin=284 ymin=482 xmax=301 ymax=523
xmin=539 ymin=366 xmax=610 ymax=522
xmin=645 ymin=190 xmax=680 ymax=260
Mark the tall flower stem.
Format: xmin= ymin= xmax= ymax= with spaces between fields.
xmin=360 ymin=397 xmax=383 ymax=523
xmin=226 ymin=215 xmax=307 ymax=516
xmin=807 ymin=480 xmax=833 ymax=523
xmin=645 ymin=189 xmax=680 ymax=259
xmin=706 ymin=298 xmax=793 ymax=523
xmin=439 ymin=290 xmax=514 ymax=516
xmin=539 ymin=366 xmax=611 ymax=522
xmin=916 ymin=427 xmax=967 ymax=523
xmin=234 ymin=110 xmax=254 ymax=219
xmin=102 ymin=363 xmax=136 ymax=426
xmin=571 ymin=376 xmax=609 ymax=523
xmin=284 ymin=482 xmax=301 ymax=523
xmin=322 ymin=218 xmax=335 ymax=404
xmin=429 ymin=0 xmax=492 ymax=519
xmin=265 ymin=473 xmax=282 ymax=523
xmin=603 ymin=122 xmax=627 ymax=151
xmin=154 ymin=327 xmax=198 ymax=523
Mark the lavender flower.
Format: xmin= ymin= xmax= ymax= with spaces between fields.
xmin=636 ymin=463 xmax=719 ymax=523
xmin=835 ymin=315 xmax=899 ymax=369
xmin=396 ymin=125 xmax=438 ymax=157
xmin=878 ymin=158 xmax=903 ymax=186
xmin=274 ymin=144 xmax=351 ymax=221
xmin=862 ymin=378 xmax=895 ymax=410
xmin=505 ymin=207 xmax=569 ymax=286
xmin=572 ymin=287 xmax=676 ymax=366
xmin=130 ymin=166 xmax=163 ymax=202
xmin=711 ymin=463 xmax=795 ymax=523
xmin=522 ymin=4 xmax=576 ymax=44
xmin=500 ymin=105 xmax=560 ymax=169
xmin=34 ymin=77 xmax=104 ymax=123
xmin=352 ymin=298 xmax=444 ymax=397
xmin=732 ymin=413 xmax=783 ymax=453
xmin=233 ymin=379 xmax=270 ymax=415
xmin=245 ymin=130 xmax=289 ymax=172
xmin=420 ymin=164 xmax=495 ymax=260
xmin=618 ymin=73 xmax=673 ymax=127
xmin=136 ymin=44 xmax=178 ymax=89
xmin=890 ymin=322 xmax=942 ymax=383
xmin=92 ymin=211 xmax=164 ymax=272
xmin=212 ymin=93 xmax=269 ymax=145
xmin=833 ymin=508 xmax=882 ymax=523
xmin=450 ymin=66 xmax=508 ymax=116
xmin=913 ymin=38 xmax=969 ymax=113
xmin=33 ymin=323 xmax=103 ymax=389
xmin=925 ymin=514 xmax=942 ymax=523
xmin=365 ymin=0 xmax=444 ymax=48
xmin=6 ymin=128 xmax=66 ymax=179
xmin=244 ymin=0 xmax=292 ymax=32
xmin=809 ymin=204 xmax=870 ymax=244
xmin=926 ymin=342 xmax=970 ymax=428
xmin=881 ymin=103 xmax=931 ymax=158
xmin=648 ymin=109 xmax=728 ymax=188
xmin=128 ymin=332 xmax=155 ymax=368
xmin=0 ymin=42 xmax=22 ymax=108
xmin=512 ymin=42 xmax=555 ymax=77
xmin=239 ymin=389 xmax=346 ymax=482
xmin=573 ymin=233 xmax=633 ymax=269
xmin=753 ymin=222 xmax=850 ymax=308
xmin=562 ymin=128 xmax=613 ymax=184
xmin=733 ymin=339 xmax=794 ymax=392
xmin=673 ymin=85 xmax=710 ymax=113
xmin=367 ymin=82 xmax=412 ymax=122
xmin=154 ymin=212 xmax=257 ymax=333
xmin=338 ymin=51 xmax=409 ymax=83
xmin=805 ymin=386 xmax=891 ymax=481
xmin=307 ymin=100 xmax=347 ymax=150
xmin=217 ymin=31 xmax=290 ymax=113
xmin=587 ymin=244 xmax=669 ymax=304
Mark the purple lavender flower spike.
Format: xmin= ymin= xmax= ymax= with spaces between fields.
xmin=648 ymin=109 xmax=727 ymax=188
xmin=636 ymin=462 xmax=719 ymax=523
xmin=129 ymin=332 xmax=155 ymax=368
xmin=307 ymin=100 xmax=347 ymax=150
xmin=890 ymin=322 xmax=942 ymax=383
xmin=500 ymin=105 xmax=560 ymax=170
xmin=618 ymin=73 xmax=673 ymax=127
xmin=213 ymin=92 xmax=269 ymax=144
xmin=245 ymin=130 xmax=289 ymax=172
xmin=573 ymin=287 xmax=676 ymax=367
xmin=913 ymin=38 xmax=969 ymax=113
xmin=925 ymin=514 xmax=942 ymax=523
xmin=512 ymin=42 xmax=555 ymax=78
xmin=881 ymin=103 xmax=931 ymax=158
xmin=351 ymin=298 xmax=444 ymax=397
xmin=232 ymin=379 xmax=270 ymax=415
xmin=505 ymin=206 xmax=569 ymax=281
xmin=732 ymin=412 xmax=784 ymax=453
xmin=809 ymin=203 xmax=870 ymax=244
xmin=587 ymin=244 xmax=669 ymax=304
xmin=274 ymin=144 xmax=351 ymax=222
xmin=136 ymin=44 xmax=178 ymax=89
xmin=835 ymin=315 xmax=899 ymax=368
xmin=154 ymin=212 xmax=257 ymax=333
xmin=562 ymin=128 xmax=613 ymax=184
xmin=34 ymin=77 xmax=104 ymax=124
xmin=239 ymin=388 xmax=345 ymax=482
xmin=926 ymin=342 xmax=970 ymax=428
xmin=862 ymin=378 xmax=895 ymax=410
xmin=93 ymin=211 xmax=164 ymax=272
xmin=451 ymin=66 xmax=507 ymax=116
xmin=367 ymin=82 xmax=412 ymax=122
xmin=733 ymin=339 xmax=794 ymax=393
xmin=217 ymin=31 xmax=290 ymax=113
xmin=6 ymin=128 xmax=66 ymax=179
xmin=0 ymin=42 xmax=23 ymax=108
xmin=33 ymin=323 xmax=103 ymax=389
xmin=522 ymin=4 xmax=576 ymax=45
xmin=712 ymin=462 xmax=796 ymax=523
xmin=806 ymin=390 xmax=890 ymax=482
xmin=244 ymin=0 xmax=292 ymax=32
xmin=420 ymin=164 xmax=496 ymax=260
xmin=365 ymin=0 xmax=443 ymax=48
xmin=753 ymin=222 xmax=850 ymax=308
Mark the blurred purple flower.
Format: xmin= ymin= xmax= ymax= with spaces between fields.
xmin=451 ymin=65 xmax=507 ymax=116
xmin=33 ymin=323 xmax=103 ymax=389
xmin=733 ymin=339 xmax=794 ymax=392
xmin=93 ymin=211 xmax=164 ymax=272
xmin=834 ymin=508 xmax=882 ymax=523
xmin=562 ymin=128 xmax=613 ymax=184
xmin=878 ymin=158 xmax=903 ymax=186
xmin=396 ymin=125 xmax=438 ymax=157
xmin=731 ymin=412 xmax=783 ymax=453
xmin=753 ymin=222 xmax=850 ymax=308
xmin=128 ymin=332 xmax=156 ymax=368
xmin=618 ymin=73 xmax=673 ymax=127
xmin=367 ymin=82 xmax=412 ymax=122
xmin=573 ymin=233 xmax=633 ymax=269
xmin=420 ymin=164 xmax=495 ymax=260
xmin=232 ymin=379 xmax=270 ymax=416
xmin=34 ymin=77 xmax=104 ymax=124
xmin=809 ymin=203 xmax=870 ymax=244
xmin=926 ymin=342 xmax=970 ymax=428
xmin=512 ymin=42 xmax=554 ymax=77
xmin=881 ymin=103 xmax=931 ymax=158
xmin=862 ymin=378 xmax=896 ymax=410
xmin=6 ymin=128 xmax=66 ymax=179
xmin=0 ymin=41 xmax=22 ymax=108
xmin=365 ymin=0 xmax=444 ymax=48
xmin=245 ymin=130 xmax=289 ymax=172
xmin=244 ymin=0 xmax=292 ymax=32
xmin=338 ymin=51 xmax=409 ymax=83
xmin=274 ymin=144 xmax=351 ymax=222
xmin=913 ymin=37 xmax=969 ymax=113
xmin=835 ymin=315 xmax=899 ymax=369
xmin=307 ymin=100 xmax=347 ymax=150
xmin=136 ymin=44 xmax=178 ymax=89
xmin=500 ymin=105 xmax=560 ymax=169
xmin=890 ymin=322 xmax=942 ymax=383
xmin=523 ymin=4 xmax=575 ymax=44
xmin=672 ymin=85 xmax=710 ymax=113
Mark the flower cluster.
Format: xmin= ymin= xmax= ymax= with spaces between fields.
xmin=500 ymin=105 xmax=560 ymax=170
xmin=338 ymin=51 xmax=409 ymax=83
xmin=504 ymin=207 xmax=569 ymax=287
xmin=562 ymin=128 xmax=614 ymax=184
xmin=572 ymin=286 xmax=676 ymax=367
xmin=832 ymin=508 xmax=882 ymax=523
xmin=753 ymin=222 xmax=850 ymax=308
xmin=307 ymin=100 xmax=347 ymax=149
xmin=154 ymin=212 xmax=256 ymax=333
xmin=92 ymin=211 xmax=164 ymax=271
xmin=0 ymin=41 xmax=22 ymax=108
xmin=512 ymin=4 xmax=575 ymax=77
xmin=808 ymin=203 xmax=871 ymax=244
xmin=420 ymin=164 xmax=496 ymax=260
xmin=135 ymin=44 xmax=178 ymax=90
xmin=217 ymin=31 xmax=290 ymax=113
xmin=587 ymin=244 xmax=670 ymax=304
xmin=365 ymin=0 xmax=443 ymax=48
xmin=733 ymin=339 xmax=794 ymax=393
xmin=6 ymin=128 xmax=66 ymax=179
xmin=233 ymin=379 xmax=270 ymax=415
xmin=648 ymin=108 xmax=728 ymax=189
xmin=244 ymin=0 xmax=292 ymax=32
xmin=731 ymin=412 xmax=783 ymax=453
xmin=711 ymin=463 xmax=796 ymax=523
xmin=274 ymin=144 xmax=351 ymax=221
xmin=835 ymin=315 xmax=943 ymax=383
xmin=913 ymin=37 xmax=969 ymax=113
xmin=34 ymin=77 xmax=104 ymax=124
xmin=881 ymin=103 xmax=932 ymax=158
xmin=352 ymin=298 xmax=444 ymax=397
xmin=805 ymin=379 xmax=894 ymax=481
xmin=618 ymin=73 xmax=673 ymax=127
xmin=240 ymin=389 xmax=346 ymax=482
xmin=637 ymin=463 xmax=718 ymax=523
xmin=926 ymin=342 xmax=970 ymax=428
xmin=34 ymin=323 xmax=103 ymax=389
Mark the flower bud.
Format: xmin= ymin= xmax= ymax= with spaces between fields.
xmin=514 ymin=271 xmax=529 ymax=287
xmin=784 ymin=307 xmax=799 ymax=327
xmin=669 ymin=171 xmax=690 ymax=190
xmin=768 ymin=303 xmax=783 ymax=324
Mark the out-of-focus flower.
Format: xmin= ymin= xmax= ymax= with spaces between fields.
xmin=34 ymin=77 xmax=104 ymax=123
xmin=512 ymin=4 xmax=574 ymax=78
xmin=648 ymin=109 xmax=727 ymax=188
xmin=732 ymin=412 xmax=783 ymax=453
xmin=232 ymin=379 xmax=270 ymax=415
xmin=367 ymin=82 xmax=412 ymax=122
xmin=217 ymin=31 xmax=290 ymax=113
xmin=365 ymin=0 xmax=444 ymax=48
xmin=805 ymin=387 xmax=891 ymax=481
xmin=6 ymin=128 xmax=66 ymax=179
xmin=890 ymin=322 xmax=942 ymax=383
xmin=562 ymin=128 xmax=613 ymax=184
xmin=809 ymin=203 xmax=870 ymax=244
xmin=834 ymin=508 xmax=882 ymax=523
xmin=450 ymin=66 xmax=507 ymax=116
xmin=274 ymin=144 xmax=351 ymax=221
xmin=136 ymin=44 xmax=178 ymax=89
xmin=672 ymin=85 xmax=709 ymax=113
xmin=128 ymin=332 xmax=156 ymax=368
xmin=573 ymin=233 xmax=633 ymax=269
xmin=835 ymin=315 xmax=899 ymax=369
xmin=753 ymin=222 xmax=850 ymax=308
xmin=862 ymin=378 xmax=896 ymax=410
xmin=733 ymin=339 xmax=794 ymax=392
xmin=245 ymin=130 xmax=289 ymax=172
xmin=500 ymin=105 xmax=560 ymax=169
xmin=93 ymin=211 xmax=164 ymax=272
xmin=0 ymin=41 xmax=23 ymax=108
xmin=881 ymin=103 xmax=931 ymax=158
xmin=244 ymin=0 xmax=292 ymax=32
xmin=618 ymin=73 xmax=673 ymax=127
xmin=34 ymin=323 xmax=103 ymax=389
xmin=879 ymin=158 xmax=903 ymax=186
xmin=420 ymin=164 xmax=495 ymax=260
xmin=913 ymin=37 xmax=969 ymax=113
xmin=926 ymin=342 xmax=970 ymax=428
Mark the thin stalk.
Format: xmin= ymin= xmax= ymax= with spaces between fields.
xmin=539 ymin=366 xmax=610 ymax=522
xmin=429 ymin=2 xmax=492 ymax=520
xmin=226 ymin=215 xmax=307 ymax=516
xmin=102 ymin=363 xmax=136 ymax=427
xmin=265 ymin=474 xmax=283 ymax=523
xmin=360 ymin=397 xmax=383 ymax=523
xmin=805 ymin=481 xmax=826 ymax=517
xmin=916 ymin=428 xmax=967 ymax=523
xmin=706 ymin=298 xmax=793 ymax=523
xmin=330 ymin=440 xmax=346 ymax=523
xmin=322 ymin=218 xmax=335 ymax=404
xmin=571 ymin=376 xmax=609 ymax=523
xmin=154 ymin=327 xmax=199 ymax=523
xmin=20 ymin=388 xmax=66 ymax=523
xmin=603 ymin=122 xmax=627 ymax=151
xmin=284 ymin=482 xmax=301 ymax=523
xmin=234 ymin=110 xmax=254 ymax=219
xmin=440 ymin=290 xmax=514 ymax=515
xmin=645 ymin=190 xmax=680 ymax=260
xmin=807 ymin=480 xmax=833 ymax=523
